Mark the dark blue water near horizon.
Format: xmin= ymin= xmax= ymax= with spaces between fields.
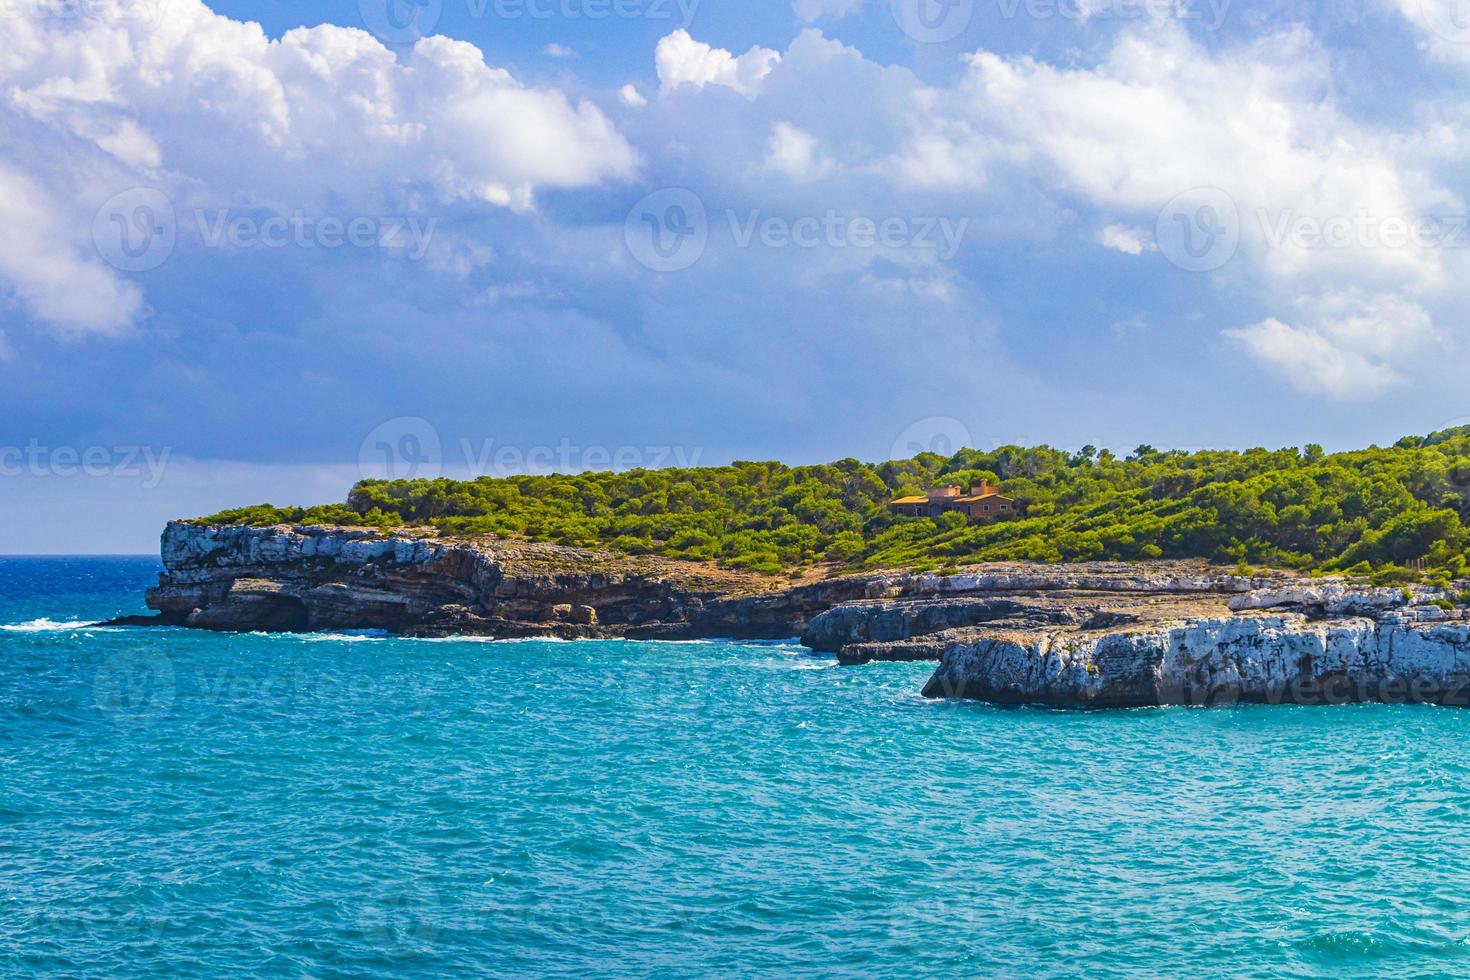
xmin=6 ymin=556 xmax=1470 ymax=977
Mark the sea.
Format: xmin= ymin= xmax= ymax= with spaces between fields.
xmin=5 ymin=556 xmax=1470 ymax=977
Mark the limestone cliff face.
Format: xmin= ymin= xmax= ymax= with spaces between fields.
xmin=135 ymin=521 xmax=1470 ymax=710
xmin=141 ymin=521 xmax=904 ymax=639
xmin=921 ymin=615 xmax=1470 ymax=708
xmin=141 ymin=524 xmax=1267 ymax=642
xmin=144 ymin=522 xmax=726 ymax=636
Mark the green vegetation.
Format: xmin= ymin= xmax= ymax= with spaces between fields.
xmin=196 ymin=427 xmax=1470 ymax=578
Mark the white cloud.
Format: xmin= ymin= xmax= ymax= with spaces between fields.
xmin=619 ymin=83 xmax=648 ymax=107
xmin=544 ymin=43 xmax=576 ymax=58
xmin=1385 ymin=0 xmax=1470 ymax=63
xmin=1225 ymin=292 xmax=1435 ymax=399
xmin=0 ymin=163 xmax=142 ymax=336
xmin=954 ymin=26 xmax=1430 ymax=270
xmin=1225 ymin=318 xmax=1393 ymax=399
xmin=643 ymin=24 xmax=1455 ymax=399
xmin=765 ymin=122 xmax=833 ymax=179
xmin=0 ymin=0 xmax=637 ymax=336
xmin=655 ymin=29 xmax=780 ymax=98
xmin=1099 ymin=224 xmax=1152 ymax=256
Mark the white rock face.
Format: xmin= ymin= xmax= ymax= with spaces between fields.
xmin=146 ymin=520 xmax=732 ymax=636
xmin=923 ymin=616 xmax=1470 ymax=708
xmin=161 ymin=522 xmax=447 ymax=575
xmin=884 ymin=568 xmax=1262 ymax=600
xmin=1225 ymin=582 xmax=1438 ymax=616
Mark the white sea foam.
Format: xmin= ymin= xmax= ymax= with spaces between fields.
xmin=1 ymin=618 xmax=94 ymax=633
xmin=300 ymin=630 xmax=390 ymax=643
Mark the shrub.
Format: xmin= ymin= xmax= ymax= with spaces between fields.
xmin=191 ymin=430 xmax=1470 ymax=578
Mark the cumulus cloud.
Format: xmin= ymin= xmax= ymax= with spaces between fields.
xmin=1225 ymin=292 xmax=1435 ymax=399
xmin=959 ymin=26 xmax=1432 ymax=271
xmin=0 ymin=0 xmax=636 ymax=335
xmin=1099 ymin=225 xmax=1153 ymax=256
xmin=655 ymin=29 xmax=780 ymax=97
xmin=2 ymin=0 xmax=1465 ymax=470
xmin=956 ymin=27 xmax=1449 ymax=385
xmin=0 ymin=161 xmax=144 ymax=336
xmin=765 ymin=122 xmax=834 ymax=179
xmin=647 ymin=24 xmax=1453 ymax=399
xmin=1385 ymin=0 xmax=1470 ymax=63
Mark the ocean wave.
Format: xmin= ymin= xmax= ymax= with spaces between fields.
xmin=300 ymin=630 xmax=390 ymax=643
xmin=396 ymin=635 xmax=810 ymax=651
xmin=242 ymin=629 xmax=391 ymax=642
xmin=1 ymin=618 xmax=95 ymax=633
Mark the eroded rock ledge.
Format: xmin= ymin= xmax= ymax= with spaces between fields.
xmin=920 ymin=616 xmax=1470 ymax=709
xmin=129 ymin=522 xmax=1268 ymax=641
xmin=120 ymin=521 xmax=1470 ymax=708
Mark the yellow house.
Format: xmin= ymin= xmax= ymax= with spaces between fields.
xmin=889 ymin=481 xmax=1017 ymax=522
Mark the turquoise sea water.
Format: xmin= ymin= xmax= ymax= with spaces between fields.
xmin=5 ymin=557 xmax=1470 ymax=977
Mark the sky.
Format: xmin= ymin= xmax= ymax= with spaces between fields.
xmin=3 ymin=0 xmax=1470 ymax=552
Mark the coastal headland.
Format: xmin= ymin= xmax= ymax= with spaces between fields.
xmin=111 ymin=521 xmax=1470 ymax=709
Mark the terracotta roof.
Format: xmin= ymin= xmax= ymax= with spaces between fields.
xmin=890 ymin=496 xmax=930 ymax=506
xmin=955 ymin=492 xmax=1013 ymax=504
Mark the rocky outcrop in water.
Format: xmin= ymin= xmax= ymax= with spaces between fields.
xmin=921 ymin=614 xmax=1470 ymax=709
xmin=815 ymin=573 xmax=1470 ymax=708
xmin=134 ymin=521 xmax=924 ymax=639
xmin=122 ymin=521 xmax=1470 ymax=709
xmin=135 ymin=523 xmax=1265 ymax=643
xmin=138 ymin=522 xmax=728 ymax=637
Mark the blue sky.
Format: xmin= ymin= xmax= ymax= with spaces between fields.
xmin=3 ymin=0 xmax=1469 ymax=552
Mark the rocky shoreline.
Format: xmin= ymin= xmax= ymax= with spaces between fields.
xmin=115 ymin=522 xmax=1470 ymax=709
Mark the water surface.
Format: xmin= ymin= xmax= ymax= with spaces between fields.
xmin=3 ymin=556 xmax=1470 ymax=977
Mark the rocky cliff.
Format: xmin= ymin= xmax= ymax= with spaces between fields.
xmin=136 ymin=522 xmax=747 ymax=637
xmin=136 ymin=523 xmax=1264 ymax=642
xmin=921 ymin=614 xmax=1470 ymax=708
xmin=126 ymin=521 xmax=1470 ymax=709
